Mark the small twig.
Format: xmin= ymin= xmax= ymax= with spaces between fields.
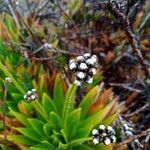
xmin=56 ymin=1 xmax=79 ymax=33
xmin=105 ymin=3 xmax=147 ymax=66
xmin=33 ymin=43 xmax=52 ymax=54
xmin=33 ymin=43 xmax=79 ymax=56
xmin=25 ymin=0 xmax=31 ymax=14
xmin=116 ymin=128 xmax=150 ymax=147
xmin=136 ymin=13 xmax=150 ymax=33
xmin=124 ymin=103 xmax=149 ymax=118
xmin=5 ymin=0 xmax=20 ymax=28
xmin=109 ymin=83 xmax=141 ymax=93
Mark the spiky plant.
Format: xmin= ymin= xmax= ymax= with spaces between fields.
xmin=0 ymin=75 xmax=119 ymax=150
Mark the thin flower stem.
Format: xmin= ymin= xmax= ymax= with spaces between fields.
xmin=2 ymin=83 xmax=8 ymax=149
xmin=116 ymin=128 xmax=150 ymax=148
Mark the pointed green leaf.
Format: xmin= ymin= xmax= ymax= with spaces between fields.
xmin=7 ymin=135 xmax=36 ymax=145
xmin=68 ymin=137 xmax=92 ymax=147
xmin=31 ymin=100 xmax=48 ymax=121
xmin=28 ymin=118 xmax=44 ymax=136
xmin=30 ymin=141 xmax=55 ymax=150
xmin=15 ymin=128 xmax=42 ymax=142
xmin=43 ymin=123 xmax=55 ymax=136
xmin=79 ymin=86 xmax=98 ymax=119
xmin=73 ymin=145 xmax=94 ymax=150
xmin=9 ymin=108 xmax=29 ymax=126
xmin=39 ymin=74 xmax=48 ymax=96
xmin=11 ymin=93 xmax=23 ymax=101
xmin=72 ymin=126 xmax=92 ymax=139
xmin=42 ymin=93 xmax=56 ymax=113
xmin=79 ymin=101 xmax=115 ymax=129
xmin=18 ymin=101 xmax=33 ymax=116
xmin=53 ymin=74 xmax=64 ymax=116
xmin=61 ymin=129 xmax=68 ymax=143
xmin=58 ymin=142 xmax=68 ymax=150
xmin=63 ymin=84 xmax=77 ymax=118
xmin=101 ymin=111 xmax=119 ymax=126
xmin=64 ymin=108 xmax=81 ymax=141
xmin=50 ymin=112 xmax=63 ymax=130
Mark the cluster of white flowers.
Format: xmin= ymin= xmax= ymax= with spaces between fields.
xmin=116 ymin=116 xmax=144 ymax=149
xmin=23 ymin=89 xmax=37 ymax=101
xmin=69 ymin=53 xmax=98 ymax=86
xmin=92 ymin=125 xmax=116 ymax=145
xmin=122 ymin=123 xmax=134 ymax=137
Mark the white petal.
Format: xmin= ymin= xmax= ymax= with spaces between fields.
xmin=74 ymin=80 xmax=82 ymax=86
xmin=69 ymin=62 xmax=76 ymax=70
xmin=23 ymin=95 xmax=27 ymax=99
xmin=31 ymin=89 xmax=36 ymax=92
xmin=102 ymin=132 xmax=107 ymax=136
xmin=104 ymin=138 xmax=111 ymax=145
xmin=99 ymin=125 xmax=105 ymax=130
xmin=92 ymin=129 xmax=99 ymax=135
xmin=69 ymin=59 xmax=75 ymax=64
xmin=79 ymin=63 xmax=88 ymax=70
xmin=31 ymin=95 xmax=36 ymax=100
xmin=44 ymin=43 xmax=52 ymax=49
xmin=76 ymin=56 xmax=84 ymax=61
xmin=111 ymin=135 xmax=116 ymax=143
xmin=126 ymin=131 xmax=133 ymax=136
xmin=77 ymin=72 xmax=85 ymax=79
xmin=107 ymin=126 xmax=113 ymax=131
xmin=91 ymin=55 xmax=97 ymax=63
xmin=87 ymin=78 xmax=93 ymax=84
xmin=93 ymin=138 xmax=99 ymax=144
xmin=84 ymin=53 xmax=91 ymax=58
xmin=86 ymin=58 xmax=94 ymax=65
xmin=27 ymin=90 xmax=32 ymax=95
xmin=123 ymin=124 xmax=129 ymax=130
xmin=27 ymin=96 xmax=31 ymax=100
xmin=90 ymin=68 xmax=97 ymax=75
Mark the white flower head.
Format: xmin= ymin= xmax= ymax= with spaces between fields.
xmin=31 ymin=95 xmax=36 ymax=100
xmin=27 ymin=90 xmax=32 ymax=95
xmin=111 ymin=135 xmax=116 ymax=143
xmin=102 ymin=132 xmax=107 ymax=136
xmin=23 ymin=94 xmax=27 ymax=99
xmin=69 ymin=59 xmax=77 ymax=70
xmin=86 ymin=58 xmax=94 ymax=65
xmin=84 ymin=53 xmax=91 ymax=58
xmin=79 ymin=63 xmax=88 ymax=70
xmin=107 ymin=126 xmax=113 ymax=131
xmin=123 ymin=124 xmax=130 ymax=130
xmin=104 ymin=137 xmax=111 ymax=145
xmin=93 ymin=138 xmax=99 ymax=144
xmin=90 ymin=68 xmax=97 ymax=75
xmin=92 ymin=129 xmax=99 ymax=135
xmin=77 ymin=72 xmax=86 ymax=79
xmin=74 ymin=80 xmax=82 ymax=86
xmin=76 ymin=56 xmax=84 ymax=61
xmin=31 ymin=89 xmax=36 ymax=93
xmin=99 ymin=125 xmax=105 ymax=130
xmin=87 ymin=77 xmax=93 ymax=84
